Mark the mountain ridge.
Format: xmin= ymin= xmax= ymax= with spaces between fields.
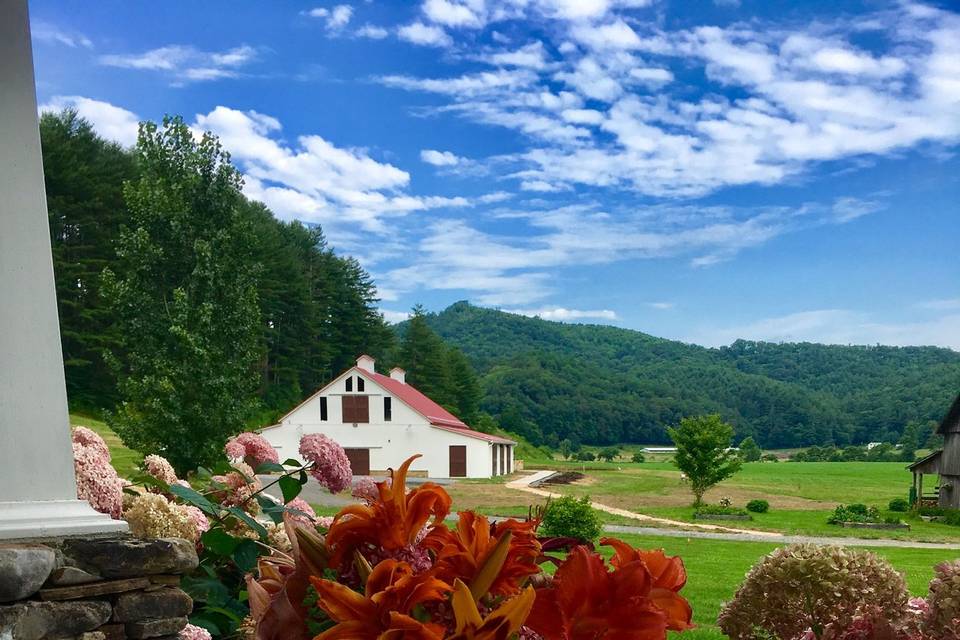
xmin=410 ymin=301 xmax=960 ymax=448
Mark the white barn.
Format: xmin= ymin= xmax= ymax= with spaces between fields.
xmin=261 ymin=355 xmax=516 ymax=479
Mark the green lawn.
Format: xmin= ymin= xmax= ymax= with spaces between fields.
xmin=605 ymin=532 xmax=956 ymax=639
xmin=69 ymin=412 xmax=142 ymax=478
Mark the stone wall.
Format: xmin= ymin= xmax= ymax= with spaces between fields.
xmin=0 ymin=536 xmax=198 ymax=640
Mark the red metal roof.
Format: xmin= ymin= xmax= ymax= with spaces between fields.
xmin=367 ymin=370 xmax=515 ymax=445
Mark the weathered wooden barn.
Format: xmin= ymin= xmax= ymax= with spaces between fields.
xmin=908 ymin=393 xmax=960 ymax=509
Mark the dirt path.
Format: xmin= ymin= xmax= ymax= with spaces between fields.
xmin=506 ymin=471 xmax=960 ymax=550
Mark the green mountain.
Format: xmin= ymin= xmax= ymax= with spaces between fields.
xmin=413 ymin=302 xmax=960 ymax=449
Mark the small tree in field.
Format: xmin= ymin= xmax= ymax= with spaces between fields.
xmin=598 ymin=446 xmax=619 ymax=462
xmin=669 ymin=414 xmax=742 ymax=506
xmin=739 ymin=436 xmax=762 ymax=462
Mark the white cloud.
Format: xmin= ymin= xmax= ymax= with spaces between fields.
xmin=648 ymin=301 xmax=675 ymax=310
xmin=31 ymin=20 xmax=93 ymax=49
xmin=420 ymin=149 xmax=463 ymax=166
xmin=916 ymin=298 xmax=960 ymax=311
xmin=398 ymin=22 xmax=453 ymax=47
xmin=98 ymin=44 xmax=257 ymax=83
xmin=485 ymin=42 xmax=550 ymax=69
xmin=422 ymin=0 xmax=484 ymax=28
xmin=356 ymin=24 xmax=389 ymax=39
xmin=380 ymin=309 xmax=412 ymax=323
xmin=688 ymin=309 xmax=960 ymax=350
xmin=39 ymin=96 xmax=140 ymax=146
xmin=306 ymin=5 xmax=354 ymax=31
xmin=507 ymin=307 xmax=618 ymax=321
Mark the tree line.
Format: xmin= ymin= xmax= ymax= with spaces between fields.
xmin=42 ymin=111 xmax=483 ymax=469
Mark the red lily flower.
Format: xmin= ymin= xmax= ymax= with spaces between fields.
xmin=325 ymin=455 xmax=452 ymax=568
xmin=599 ymin=537 xmax=692 ymax=632
xmin=525 ymin=545 xmax=687 ymax=640
xmin=310 ymin=558 xmax=451 ymax=640
xmin=424 ymin=511 xmax=542 ymax=596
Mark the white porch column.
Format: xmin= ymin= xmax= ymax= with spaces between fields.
xmin=0 ymin=0 xmax=128 ymax=538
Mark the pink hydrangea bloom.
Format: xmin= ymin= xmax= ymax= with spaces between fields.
xmin=71 ymin=426 xmax=111 ymax=463
xmin=351 ymin=476 xmax=385 ymax=503
xmin=179 ymin=623 xmax=212 ymax=640
xmin=143 ymin=454 xmax=178 ymax=484
xmin=285 ymin=497 xmax=318 ymax=526
xmin=225 ymin=432 xmax=279 ymax=467
xmin=298 ymin=433 xmax=351 ymax=493
xmin=316 ymin=515 xmax=334 ymax=529
xmin=183 ymin=505 xmax=211 ymax=539
xmin=72 ymin=441 xmax=123 ymax=519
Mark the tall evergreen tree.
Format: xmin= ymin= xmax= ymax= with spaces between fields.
xmin=40 ymin=109 xmax=136 ymax=409
xmin=399 ymin=305 xmax=454 ymax=406
xmin=446 ymin=347 xmax=482 ymax=423
xmin=102 ymin=117 xmax=261 ymax=472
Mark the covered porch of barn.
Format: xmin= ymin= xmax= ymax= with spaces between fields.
xmin=908 ymin=451 xmax=942 ymax=508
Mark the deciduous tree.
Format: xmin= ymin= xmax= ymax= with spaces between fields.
xmin=669 ymin=414 xmax=742 ymax=506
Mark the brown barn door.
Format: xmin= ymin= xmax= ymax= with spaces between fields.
xmin=449 ymin=445 xmax=467 ymax=477
xmin=344 ymin=448 xmax=370 ymax=475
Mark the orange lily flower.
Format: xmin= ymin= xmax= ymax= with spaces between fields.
xmin=447 ymin=578 xmax=536 ymax=640
xmin=525 ymin=546 xmax=680 ymax=640
xmin=424 ymin=511 xmax=542 ymax=596
xmin=600 ymin=537 xmax=692 ymax=632
xmin=325 ymin=455 xmax=452 ymax=568
xmin=310 ymin=558 xmax=451 ymax=640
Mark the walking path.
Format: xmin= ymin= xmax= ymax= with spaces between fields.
xmin=506 ymin=471 xmax=960 ymax=551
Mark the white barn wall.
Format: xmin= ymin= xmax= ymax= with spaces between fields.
xmin=262 ymin=367 xmax=504 ymax=478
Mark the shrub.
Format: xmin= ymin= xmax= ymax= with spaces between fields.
xmin=631 ymin=452 xmax=646 ymax=463
xmin=541 ymin=495 xmax=603 ymax=541
xmin=575 ymin=450 xmax=596 ymax=461
xmin=944 ymin=509 xmax=960 ymax=527
xmin=889 ymin=497 xmax=910 ymax=512
xmin=829 ymin=504 xmax=881 ymax=524
xmin=746 ymin=499 xmax=769 ymax=513
xmin=926 ymin=560 xmax=960 ymax=639
xmin=717 ymin=544 xmax=909 ymax=640
xmin=761 ymin=453 xmax=779 ymax=463
xmin=597 ymin=446 xmax=619 ymax=462
xmin=695 ymin=504 xmax=750 ymax=517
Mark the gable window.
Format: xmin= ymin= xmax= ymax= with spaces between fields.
xmin=320 ymin=397 xmax=328 ymax=421
xmin=345 ymin=376 xmax=353 ymax=392
xmin=384 ymin=397 xmax=392 ymax=422
xmin=357 ymin=377 xmax=365 ymax=392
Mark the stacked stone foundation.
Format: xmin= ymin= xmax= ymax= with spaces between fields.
xmin=1 ymin=536 xmax=198 ymax=640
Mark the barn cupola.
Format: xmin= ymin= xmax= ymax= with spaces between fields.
xmin=356 ymin=354 xmax=376 ymax=373
xmin=390 ymin=367 xmax=406 ymax=384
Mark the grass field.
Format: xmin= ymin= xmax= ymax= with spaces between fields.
xmin=69 ymin=412 xmax=142 ymax=477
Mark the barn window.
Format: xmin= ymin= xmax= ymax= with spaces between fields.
xmin=357 ymin=377 xmax=365 ymax=392
xmin=384 ymin=397 xmax=392 ymax=422
xmin=345 ymin=376 xmax=353 ymax=392
xmin=320 ymin=396 xmax=328 ymax=421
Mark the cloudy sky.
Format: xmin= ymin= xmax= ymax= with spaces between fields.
xmin=30 ymin=0 xmax=960 ymax=349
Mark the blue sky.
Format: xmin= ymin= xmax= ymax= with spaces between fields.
xmin=30 ymin=0 xmax=960 ymax=349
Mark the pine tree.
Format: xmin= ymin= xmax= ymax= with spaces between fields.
xmin=40 ymin=109 xmax=136 ymax=409
xmin=446 ymin=347 xmax=482 ymax=423
xmin=399 ymin=305 xmax=453 ymax=406
xmin=102 ymin=117 xmax=262 ymax=472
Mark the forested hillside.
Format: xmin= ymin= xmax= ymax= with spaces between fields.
xmin=415 ymin=302 xmax=960 ymax=448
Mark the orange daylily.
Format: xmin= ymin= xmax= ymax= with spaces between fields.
xmin=310 ymin=558 xmax=452 ymax=640
xmin=424 ymin=511 xmax=542 ymax=597
xmin=600 ymin=537 xmax=692 ymax=632
xmin=525 ymin=545 xmax=686 ymax=640
xmin=447 ymin=578 xmax=536 ymax=640
xmin=325 ymin=455 xmax=452 ymax=567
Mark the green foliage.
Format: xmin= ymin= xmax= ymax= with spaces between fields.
xmin=828 ymin=503 xmax=882 ymax=524
xmin=669 ymin=414 xmax=742 ymax=506
xmin=760 ymin=453 xmax=779 ymax=462
xmin=41 ymin=110 xmax=137 ymax=409
xmin=575 ymin=450 xmax=596 ymax=461
xmin=541 ymin=495 xmax=603 ymax=541
xmin=102 ymin=117 xmax=261 ymax=473
xmin=738 ymin=437 xmax=762 ymax=462
xmin=717 ymin=544 xmax=909 ymax=640
xmin=597 ymin=446 xmax=619 ymax=462
xmin=695 ymin=504 xmax=750 ymax=517
xmin=746 ymin=499 xmax=770 ymax=513
xmin=631 ymin=452 xmax=646 ymax=463
xmin=790 ymin=443 xmax=905 ymax=463
xmin=414 ymin=302 xmax=960 ymax=449
xmin=888 ymin=497 xmax=910 ymax=512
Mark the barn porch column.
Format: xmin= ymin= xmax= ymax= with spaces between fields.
xmin=0 ymin=0 xmax=128 ymax=539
